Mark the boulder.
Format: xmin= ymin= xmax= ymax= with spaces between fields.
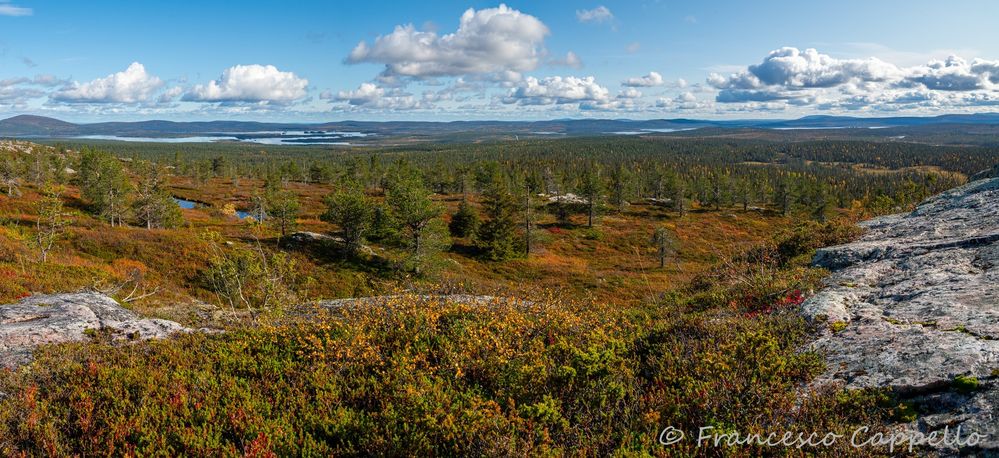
xmin=802 ymin=176 xmax=999 ymax=453
xmin=0 ymin=292 xmax=188 ymax=368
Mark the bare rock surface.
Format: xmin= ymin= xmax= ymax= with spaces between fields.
xmin=802 ymin=176 xmax=999 ymax=453
xmin=0 ymin=292 xmax=188 ymax=368
xmin=287 ymin=231 xmax=377 ymax=256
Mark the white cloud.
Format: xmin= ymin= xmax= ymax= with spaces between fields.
xmin=656 ymin=92 xmax=709 ymax=111
xmin=184 ymin=64 xmax=309 ymax=104
xmin=53 ymin=62 xmax=164 ymax=104
xmin=329 ymin=82 xmax=427 ymax=110
xmin=0 ymin=1 xmax=31 ymax=16
xmin=346 ymin=4 xmax=549 ymax=81
xmin=618 ymin=88 xmax=642 ymax=99
xmin=904 ymin=56 xmax=999 ymax=91
xmin=707 ymin=47 xmax=999 ymax=112
xmin=622 ymin=71 xmax=664 ymax=87
xmin=550 ymin=51 xmax=583 ymax=69
xmin=503 ymin=75 xmax=610 ymax=106
xmin=576 ymin=6 xmax=613 ymax=23
xmin=625 ymin=42 xmax=641 ymax=54
xmin=157 ymin=86 xmax=184 ymax=104
xmin=709 ymin=47 xmax=900 ymax=91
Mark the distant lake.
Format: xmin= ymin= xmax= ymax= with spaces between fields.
xmin=174 ymin=197 xmax=258 ymax=220
xmin=770 ymin=126 xmax=894 ymax=130
xmin=74 ymin=130 xmax=368 ymax=145
xmin=610 ymin=128 xmax=696 ymax=135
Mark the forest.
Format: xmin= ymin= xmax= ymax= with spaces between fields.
xmin=0 ymin=134 xmax=994 ymax=455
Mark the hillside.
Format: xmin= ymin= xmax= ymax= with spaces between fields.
xmin=0 ymin=136 xmax=996 ymax=454
xmin=6 ymin=114 xmax=999 ymax=145
xmin=0 ymin=115 xmax=81 ymax=136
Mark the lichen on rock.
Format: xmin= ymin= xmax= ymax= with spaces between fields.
xmin=0 ymin=291 xmax=188 ymax=368
xmin=802 ymin=176 xmax=999 ymax=453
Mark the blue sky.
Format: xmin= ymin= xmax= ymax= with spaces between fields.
xmin=2 ymin=0 xmax=998 ymax=121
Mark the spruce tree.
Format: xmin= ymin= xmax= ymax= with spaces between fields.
xmin=477 ymin=177 xmax=521 ymax=261
xmin=449 ymin=199 xmax=480 ymax=239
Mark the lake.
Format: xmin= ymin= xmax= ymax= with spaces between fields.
xmin=75 ymin=130 xmax=368 ymax=145
xmin=173 ymin=197 xmax=258 ymax=220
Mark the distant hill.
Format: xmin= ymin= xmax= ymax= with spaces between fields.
xmin=4 ymin=113 xmax=999 ymax=139
xmin=0 ymin=115 xmax=82 ymax=136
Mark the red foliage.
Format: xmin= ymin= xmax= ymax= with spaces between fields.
xmin=243 ymin=432 xmax=277 ymax=458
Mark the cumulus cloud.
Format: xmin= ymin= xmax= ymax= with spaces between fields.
xmin=52 ymin=62 xmax=164 ymax=104
xmin=622 ymin=71 xmax=664 ymax=87
xmin=346 ymin=4 xmax=549 ymax=81
xmin=329 ymin=82 xmax=427 ymax=110
xmin=0 ymin=1 xmax=31 ymax=16
xmin=707 ymin=47 xmax=999 ymax=112
xmin=709 ymin=47 xmax=900 ymax=91
xmin=904 ymin=56 xmax=999 ymax=91
xmin=617 ymin=88 xmax=642 ymax=99
xmin=503 ymin=75 xmax=610 ymax=106
xmin=157 ymin=86 xmax=184 ymax=104
xmin=184 ymin=64 xmax=309 ymax=104
xmin=576 ymin=6 xmax=613 ymax=23
xmin=656 ymin=92 xmax=709 ymax=110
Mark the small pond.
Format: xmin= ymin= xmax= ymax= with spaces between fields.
xmin=173 ymin=197 xmax=259 ymax=220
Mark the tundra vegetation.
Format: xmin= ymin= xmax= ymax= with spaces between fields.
xmin=0 ymin=135 xmax=994 ymax=455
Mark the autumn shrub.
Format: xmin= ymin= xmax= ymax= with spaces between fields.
xmin=0 ymin=289 xmax=895 ymax=456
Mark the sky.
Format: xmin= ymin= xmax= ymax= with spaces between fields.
xmin=2 ymin=0 xmax=999 ymax=122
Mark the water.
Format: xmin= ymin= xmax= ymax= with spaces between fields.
xmin=74 ymin=130 xmax=368 ymax=145
xmin=770 ymin=126 xmax=894 ymax=130
xmin=173 ymin=197 xmax=258 ymax=220
xmin=78 ymin=135 xmax=239 ymax=143
xmin=610 ymin=128 xmax=696 ymax=135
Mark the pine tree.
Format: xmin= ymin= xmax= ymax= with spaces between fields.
xmin=0 ymin=153 xmax=23 ymax=197
xmin=579 ymin=163 xmax=603 ymax=227
xmin=79 ymin=149 xmax=131 ymax=226
xmin=673 ymin=181 xmax=688 ymax=217
xmin=810 ymin=182 xmax=830 ymax=222
xmin=322 ymin=184 xmax=374 ymax=255
xmin=132 ymin=164 xmax=182 ymax=230
xmin=652 ymin=226 xmax=679 ymax=269
xmin=386 ymin=171 xmax=449 ymax=274
xmin=608 ymin=163 xmax=632 ymax=213
xmin=772 ymin=175 xmax=794 ymax=216
xmin=267 ymin=190 xmax=300 ymax=245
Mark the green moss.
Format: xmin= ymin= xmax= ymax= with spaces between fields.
xmin=953 ymin=374 xmax=980 ymax=393
xmin=830 ymin=321 xmax=848 ymax=333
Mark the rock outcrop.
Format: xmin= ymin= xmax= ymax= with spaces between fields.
xmin=802 ymin=176 xmax=999 ymax=453
xmin=287 ymin=231 xmax=377 ymax=256
xmin=0 ymin=292 xmax=188 ymax=368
